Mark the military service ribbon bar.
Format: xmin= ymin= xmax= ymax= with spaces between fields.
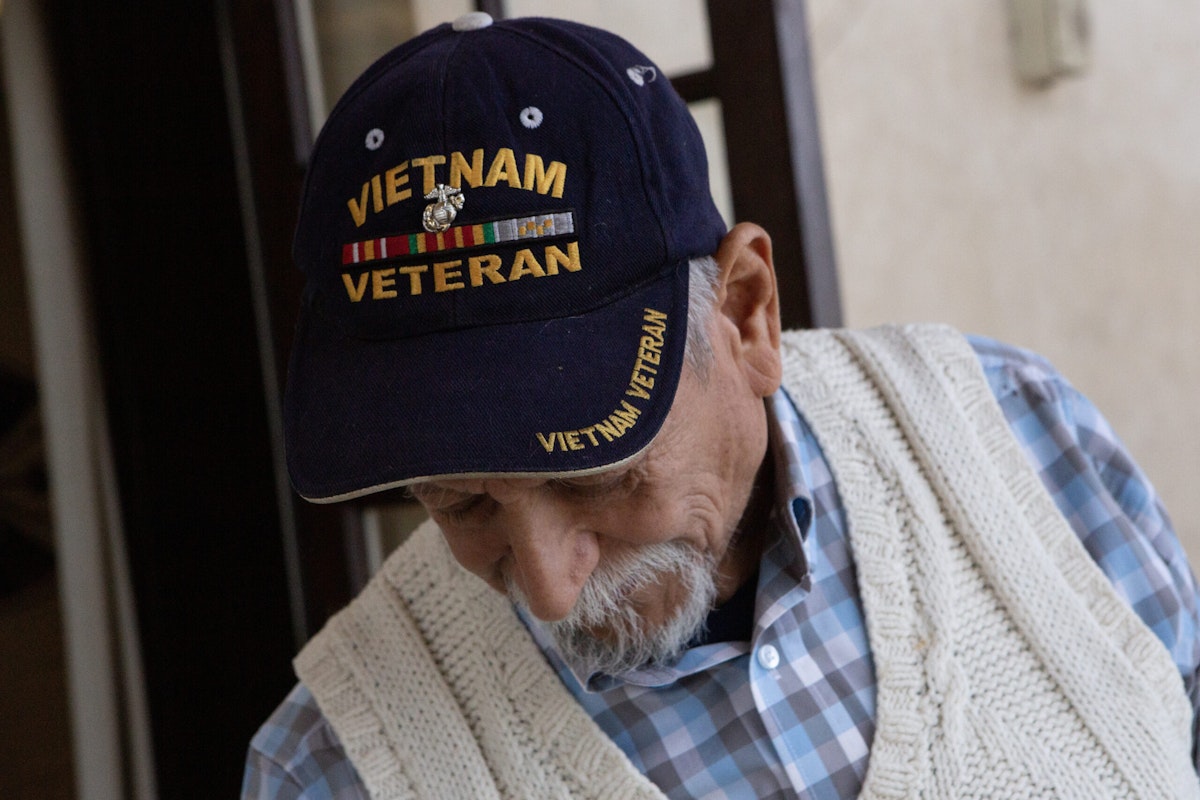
xmin=342 ymin=211 xmax=576 ymax=265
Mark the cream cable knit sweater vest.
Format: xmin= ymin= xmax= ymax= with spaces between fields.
xmin=295 ymin=325 xmax=1198 ymax=799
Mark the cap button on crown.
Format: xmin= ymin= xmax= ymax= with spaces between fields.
xmin=452 ymin=12 xmax=493 ymax=31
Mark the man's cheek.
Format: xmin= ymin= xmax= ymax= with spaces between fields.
xmin=442 ymin=536 xmax=505 ymax=589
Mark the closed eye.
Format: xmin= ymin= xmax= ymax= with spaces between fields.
xmin=438 ymin=495 xmax=492 ymax=522
xmin=410 ymin=485 xmax=491 ymax=522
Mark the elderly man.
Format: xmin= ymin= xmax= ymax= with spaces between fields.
xmin=244 ymin=13 xmax=1199 ymax=799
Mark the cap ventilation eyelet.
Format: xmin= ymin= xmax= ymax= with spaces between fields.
xmin=453 ymin=12 xmax=493 ymax=32
xmin=519 ymin=106 xmax=544 ymax=129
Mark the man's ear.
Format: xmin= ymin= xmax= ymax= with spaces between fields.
xmin=713 ymin=222 xmax=782 ymax=397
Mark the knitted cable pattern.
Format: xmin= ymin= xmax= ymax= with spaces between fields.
xmin=781 ymin=324 xmax=1197 ymax=800
xmin=296 ymin=518 xmax=665 ymax=800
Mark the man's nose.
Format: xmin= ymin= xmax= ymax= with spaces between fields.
xmin=501 ymin=500 xmax=598 ymax=622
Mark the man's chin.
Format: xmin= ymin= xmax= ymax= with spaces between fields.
xmin=574 ymin=609 xmax=677 ymax=653
xmin=541 ymin=613 xmax=701 ymax=678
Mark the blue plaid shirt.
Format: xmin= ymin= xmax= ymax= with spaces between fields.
xmin=243 ymin=336 xmax=1200 ymax=799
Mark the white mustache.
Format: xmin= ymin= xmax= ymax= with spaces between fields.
xmin=506 ymin=540 xmax=718 ymax=677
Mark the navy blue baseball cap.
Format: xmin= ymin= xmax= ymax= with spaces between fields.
xmin=285 ymin=13 xmax=727 ymax=502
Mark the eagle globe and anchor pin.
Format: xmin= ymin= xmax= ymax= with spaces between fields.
xmin=422 ymin=184 xmax=465 ymax=233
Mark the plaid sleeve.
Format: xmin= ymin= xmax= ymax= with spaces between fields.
xmin=969 ymin=334 xmax=1200 ymax=764
xmin=241 ymin=683 xmax=369 ymax=800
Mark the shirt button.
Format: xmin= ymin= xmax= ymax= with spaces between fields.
xmin=757 ymin=644 xmax=781 ymax=670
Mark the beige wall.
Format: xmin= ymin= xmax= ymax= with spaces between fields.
xmin=807 ymin=1 xmax=1200 ymax=564
xmin=361 ymin=2 xmax=1199 ymax=565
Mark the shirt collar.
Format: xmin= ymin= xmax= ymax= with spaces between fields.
xmin=765 ymin=388 xmax=815 ymax=549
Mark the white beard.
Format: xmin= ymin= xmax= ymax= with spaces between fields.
xmin=506 ymin=541 xmax=718 ymax=677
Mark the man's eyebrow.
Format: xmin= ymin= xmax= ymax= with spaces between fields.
xmin=407 ymin=483 xmax=468 ymax=504
xmin=554 ymin=456 xmax=650 ymax=489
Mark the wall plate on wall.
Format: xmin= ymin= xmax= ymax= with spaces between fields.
xmin=1009 ymin=0 xmax=1090 ymax=85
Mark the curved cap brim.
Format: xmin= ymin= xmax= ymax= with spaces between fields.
xmin=284 ymin=260 xmax=690 ymax=502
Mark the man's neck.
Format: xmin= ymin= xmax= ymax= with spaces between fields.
xmin=714 ymin=449 xmax=775 ymax=604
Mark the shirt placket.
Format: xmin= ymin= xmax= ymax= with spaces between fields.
xmin=749 ymin=511 xmax=832 ymax=799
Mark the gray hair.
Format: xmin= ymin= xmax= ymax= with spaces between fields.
xmin=683 ymin=255 xmax=720 ymax=377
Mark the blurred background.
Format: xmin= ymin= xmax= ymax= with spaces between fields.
xmin=1 ymin=0 xmax=1195 ymax=797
